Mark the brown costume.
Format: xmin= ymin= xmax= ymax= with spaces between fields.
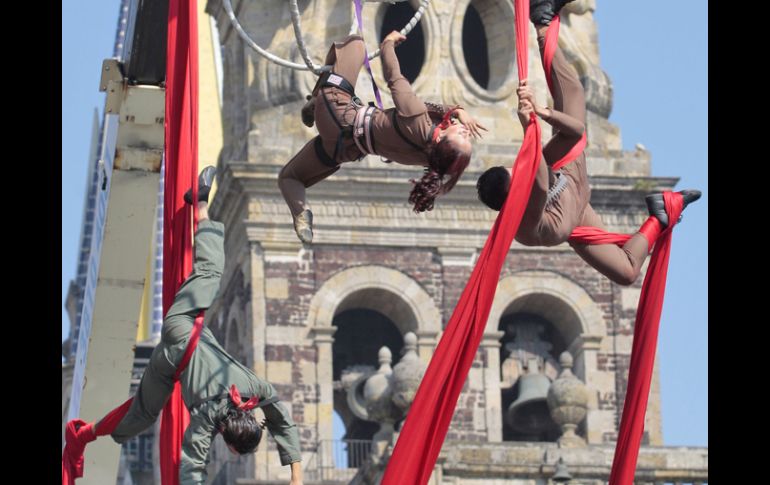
xmin=278 ymin=35 xmax=458 ymax=217
xmin=515 ymin=35 xmax=651 ymax=286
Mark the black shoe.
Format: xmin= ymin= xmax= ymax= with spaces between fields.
xmin=645 ymin=189 xmax=701 ymax=228
xmin=301 ymin=94 xmax=315 ymax=128
xmin=184 ymin=166 xmax=217 ymax=205
xmin=530 ymin=0 xmax=555 ymax=25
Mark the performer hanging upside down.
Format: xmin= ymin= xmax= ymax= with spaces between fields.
xmin=104 ymin=168 xmax=304 ymax=485
xmin=476 ymin=0 xmax=701 ymax=286
xmin=279 ymin=30 xmax=488 ymax=243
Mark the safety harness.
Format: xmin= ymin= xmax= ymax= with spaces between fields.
xmin=316 ymin=71 xmax=371 ymax=167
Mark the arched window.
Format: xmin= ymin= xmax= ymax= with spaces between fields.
xmin=458 ymin=0 xmax=515 ymax=92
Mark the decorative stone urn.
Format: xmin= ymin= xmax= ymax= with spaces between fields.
xmin=547 ymin=351 xmax=589 ymax=447
xmin=391 ymin=332 xmax=427 ymax=413
xmin=346 ymin=333 xmax=428 ymax=463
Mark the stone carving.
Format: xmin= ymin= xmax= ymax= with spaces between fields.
xmin=391 ymin=332 xmax=427 ymax=412
xmin=547 ymin=351 xmax=589 ymax=447
xmin=501 ymin=321 xmax=560 ymax=387
xmin=345 ymin=332 xmax=426 ymax=464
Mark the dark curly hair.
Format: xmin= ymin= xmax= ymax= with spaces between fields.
xmin=408 ymin=137 xmax=471 ymax=212
xmin=220 ymin=408 xmax=263 ymax=454
xmin=476 ymin=166 xmax=511 ymax=211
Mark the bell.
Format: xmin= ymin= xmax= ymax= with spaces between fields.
xmin=506 ymin=359 xmax=552 ymax=434
xmin=552 ymin=457 xmax=572 ymax=482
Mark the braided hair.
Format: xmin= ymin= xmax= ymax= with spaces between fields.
xmin=408 ymin=136 xmax=471 ymax=213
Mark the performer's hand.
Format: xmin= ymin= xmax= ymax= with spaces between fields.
xmin=519 ymin=99 xmax=535 ymax=119
xmin=518 ymin=99 xmax=535 ymax=124
xmin=516 ymin=79 xmax=536 ymax=105
xmin=383 ymin=30 xmax=407 ymax=47
xmin=455 ymin=109 xmax=488 ymax=140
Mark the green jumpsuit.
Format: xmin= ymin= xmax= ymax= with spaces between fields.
xmin=107 ymin=220 xmax=301 ymax=484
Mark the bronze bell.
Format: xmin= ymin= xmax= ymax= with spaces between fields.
xmin=552 ymin=457 xmax=572 ymax=482
xmin=506 ymin=358 xmax=552 ymax=434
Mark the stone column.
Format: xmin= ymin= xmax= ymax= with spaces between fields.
xmin=311 ymin=326 xmax=337 ymax=445
xmin=416 ymin=330 xmax=440 ymax=365
xmin=248 ymin=241 xmax=268 ymax=480
xmin=568 ymin=334 xmax=603 ymax=445
xmin=481 ymin=331 xmax=505 ymax=442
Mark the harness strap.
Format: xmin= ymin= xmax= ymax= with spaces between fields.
xmin=353 ymin=105 xmax=377 ymax=156
xmin=314 ymin=136 xmax=338 ymax=168
xmin=318 ymin=71 xmax=371 ymax=163
xmin=322 ymin=72 xmax=356 ymax=97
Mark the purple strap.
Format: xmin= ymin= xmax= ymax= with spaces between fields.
xmin=353 ymin=0 xmax=384 ymax=109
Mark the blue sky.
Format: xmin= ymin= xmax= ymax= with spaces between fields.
xmin=62 ymin=1 xmax=706 ymax=447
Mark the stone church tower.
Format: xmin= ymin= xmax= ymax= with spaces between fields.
xmin=202 ymin=0 xmax=707 ymax=483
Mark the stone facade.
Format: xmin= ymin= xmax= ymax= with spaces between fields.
xmin=203 ymin=0 xmax=706 ymax=483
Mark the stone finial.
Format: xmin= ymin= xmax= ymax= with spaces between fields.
xmin=363 ymin=346 xmax=399 ymax=423
xmin=391 ymin=332 xmax=427 ymax=412
xmin=547 ymin=351 xmax=589 ymax=447
xmin=378 ymin=346 xmax=392 ymax=366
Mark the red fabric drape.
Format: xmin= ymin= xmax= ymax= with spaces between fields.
xmin=569 ymin=226 xmax=631 ymax=246
xmin=160 ymin=0 xmax=199 ymax=483
xmin=380 ymin=1 xmax=541 ymax=483
xmin=569 ymin=194 xmax=682 ymax=485
xmin=62 ymin=1 xmax=200 ymax=483
xmin=61 ymin=399 xmax=133 ymax=485
xmin=382 ymin=6 xmax=680 ymax=484
xmin=574 ymin=193 xmax=679 ymax=485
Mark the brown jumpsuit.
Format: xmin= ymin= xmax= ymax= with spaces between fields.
xmin=278 ymin=35 xmax=456 ymax=217
xmin=515 ymin=35 xmax=652 ymax=286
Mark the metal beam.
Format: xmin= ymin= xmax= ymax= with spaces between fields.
xmin=68 ymin=61 xmax=165 ymax=484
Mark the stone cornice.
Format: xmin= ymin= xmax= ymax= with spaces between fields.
xmin=437 ymin=443 xmax=708 ymax=480
xmin=214 ymin=163 xmax=679 ymax=249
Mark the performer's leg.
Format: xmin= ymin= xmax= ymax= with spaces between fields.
xmin=536 ymin=25 xmax=586 ymax=164
xmin=108 ymin=344 xmax=176 ymax=443
xmin=162 ymin=210 xmax=226 ymax=343
xmin=569 ymin=204 xmax=656 ymax=286
xmin=304 ymin=35 xmax=366 ymax=126
xmin=329 ymin=35 xmax=366 ymax=89
xmin=278 ymin=137 xmax=340 ymax=217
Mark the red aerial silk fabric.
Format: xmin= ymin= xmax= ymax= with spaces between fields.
xmin=380 ymin=1 xmax=541 ymax=483
xmin=61 ymin=399 xmax=133 ymax=485
xmin=60 ymin=314 xmax=202 ymax=485
xmin=569 ymin=226 xmax=631 ymax=246
xmin=382 ymin=5 xmax=681 ymax=484
xmin=570 ymin=193 xmax=683 ymax=485
xmin=160 ymin=0 xmax=199 ymax=483
xmin=61 ymin=1 xmax=201 ymax=483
